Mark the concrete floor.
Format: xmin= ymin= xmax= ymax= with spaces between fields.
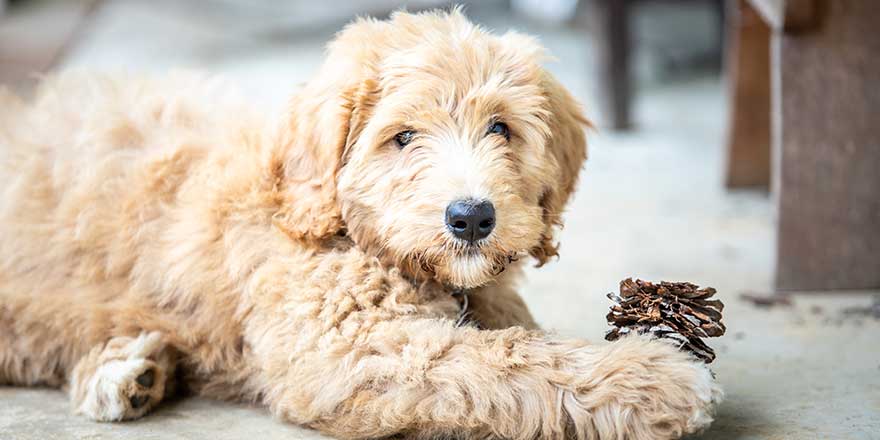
xmin=1 ymin=1 xmax=878 ymax=439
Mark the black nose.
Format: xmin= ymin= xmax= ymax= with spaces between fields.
xmin=445 ymin=199 xmax=496 ymax=243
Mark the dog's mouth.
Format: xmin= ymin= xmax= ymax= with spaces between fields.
xmin=445 ymin=229 xmax=525 ymax=264
xmin=455 ymin=242 xmax=491 ymax=256
xmin=457 ymin=254 xmax=514 ymax=287
xmin=400 ymin=241 xmax=524 ymax=289
xmin=432 ymin=243 xmax=521 ymax=288
xmin=456 ymin=245 xmax=518 ymax=268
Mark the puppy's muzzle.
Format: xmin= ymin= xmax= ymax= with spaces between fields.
xmin=445 ymin=199 xmax=495 ymax=244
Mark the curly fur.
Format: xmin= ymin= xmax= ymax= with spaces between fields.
xmin=0 ymin=9 xmax=720 ymax=439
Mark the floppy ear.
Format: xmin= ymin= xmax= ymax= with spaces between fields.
xmin=273 ymin=20 xmax=382 ymax=242
xmin=530 ymin=72 xmax=591 ymax=266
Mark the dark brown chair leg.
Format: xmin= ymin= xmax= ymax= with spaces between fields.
xmin=589 ymin=0 xmax=632 ymax=130
xmin=724 ymin=0 xmax=772 ymax=188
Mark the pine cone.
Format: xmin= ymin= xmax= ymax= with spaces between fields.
xmin=605 ymin=278 xmax=726 ymax=363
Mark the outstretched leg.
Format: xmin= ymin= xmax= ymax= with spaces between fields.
xmin=257 ymin=317 xmax=721 ymax=440
xmin=69 ymin=331 xmax=176 ymax=422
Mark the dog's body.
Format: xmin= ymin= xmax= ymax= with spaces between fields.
xmin=0 ymin=10 xmax=719 ymax=440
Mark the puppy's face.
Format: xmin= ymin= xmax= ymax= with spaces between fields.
xmin=285 ymin=11 xmax=588 ymax=288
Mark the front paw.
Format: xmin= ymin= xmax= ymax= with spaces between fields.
xmin=564 ymin=335 xmax=722 ymax=440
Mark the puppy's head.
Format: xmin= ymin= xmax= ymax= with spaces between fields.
xmin=280 ymin=9 xmax=588 ymax=288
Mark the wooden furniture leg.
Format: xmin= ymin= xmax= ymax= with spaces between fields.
xmin=724 ymin=0 xmax=771 ymax=188
xmin=769 ymin=0 xmax=880 ymax=290
xmin=590 ymin=0 xmax=633 ymax=130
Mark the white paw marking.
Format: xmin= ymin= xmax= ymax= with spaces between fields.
xmin=76 ymin=359 xmax=153 ymax=421
xmin=74 ymin=332 xmax=165 ymax=422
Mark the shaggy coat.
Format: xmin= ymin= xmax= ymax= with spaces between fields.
xmin=0 ymin=10 xmax=720 ymax=440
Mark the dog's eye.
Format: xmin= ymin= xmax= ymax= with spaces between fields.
xmin=487 ymin=122 xmax=510 ymax=141
xmin=394 ymin=130 xmax=416 ymax=149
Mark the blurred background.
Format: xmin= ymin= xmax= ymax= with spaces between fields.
xmin=1 ymin=1 xmax=878 ymax=439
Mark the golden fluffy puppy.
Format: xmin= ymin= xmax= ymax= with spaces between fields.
xmin=0 ymin=9 xmax=720 ymax=440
